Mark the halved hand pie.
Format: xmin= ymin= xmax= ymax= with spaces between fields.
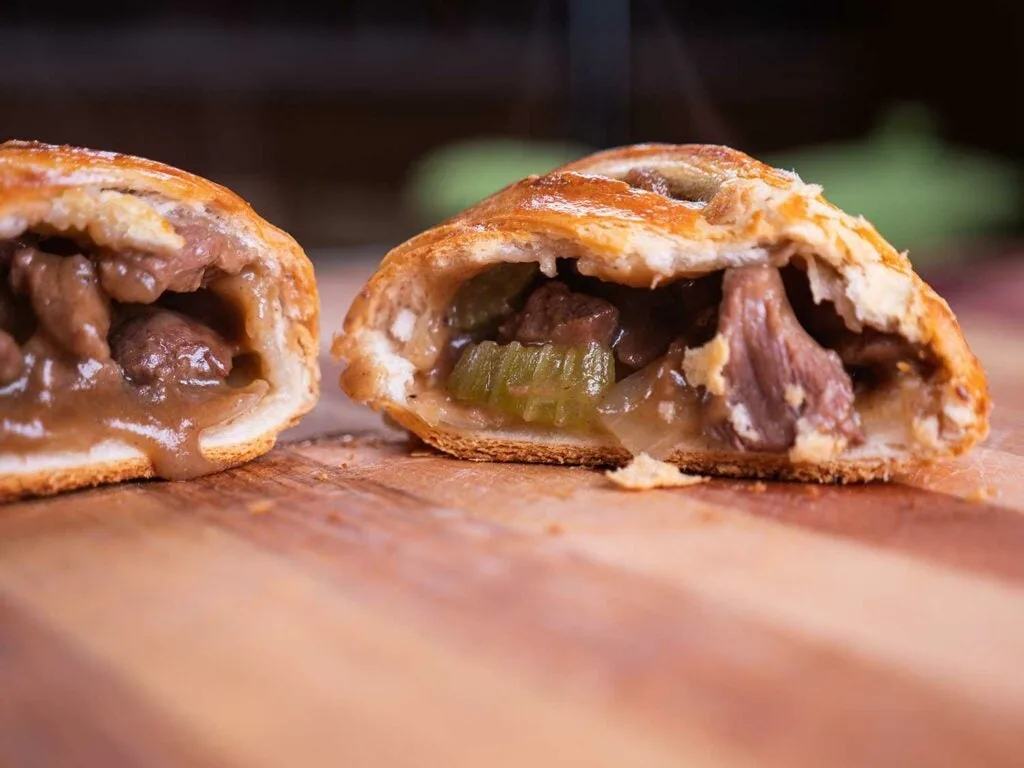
xmin=334 ymin=143 xmax=989 ymax=482
xmin=0 ymin=141 xmax=319 ymax=499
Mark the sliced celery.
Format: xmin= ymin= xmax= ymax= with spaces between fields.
xmin=448 ymin=341 xmax=614 ymax=428
xmin=449 ymin=262 xmax=539 ymax=331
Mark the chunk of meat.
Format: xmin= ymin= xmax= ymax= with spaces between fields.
xmin=111 ymin=309 xmax=233 ymax=388
xmin=608 ymin=282 xmax=699 ymax=370
xmin=96 ymin=248 xmax=180 ymax=304
xmin=831 ymin=329 xmax=918 ymax=368
xmin=2 ymin=239 xmax=60 ymax=344
xmin=157 ymin=288 xmax=244 ymax=342
xmin=500 ymin=281 xmax=619 ymax=348
xmin=707 ymin=265 xmax=862 ymax=452
xmin=0 ymin=239 xmax=19 ymax=268
xmin=613 ymin=299 xmax=677 ymax=369
xmin=96 ymin=208 xmax=251 ymax=304
xmin=12 ymin=334 xmax=123 ymax=399
xmin=0 ymin=259 xmax=26 ymax=338
xmin=623 ymin=168 xmax=671 ymax=197
xmin=607 ymin=277 xmax=721 ymax=371
xmin=781 ymin=265 xmax=922 ymax=371
xmin=567 ymin=279 xmax=677 ymax=370
xmin=0 ymin=329 xmax=22 ymax=385
xmin=675 ymin=276 xmax=722 ymax=346
xmin=555 ymin=265 xmax=721 ymax=372
xmin=9 ymin=247 xmax=111 ymax=361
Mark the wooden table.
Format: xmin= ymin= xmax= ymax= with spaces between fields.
xmin=4 ymin=260 xmax=1024 ymax=768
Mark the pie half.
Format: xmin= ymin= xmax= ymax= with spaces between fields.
xmin=334 ymin=143 xmax=989 ymax=482
xmin=0 ymin=141 xmax=319 ymax=500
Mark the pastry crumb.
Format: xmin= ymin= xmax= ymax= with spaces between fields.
xmin=784 ymin=385 xmax=806 ymax=408
xmin=966 ymin=485 xmax=999 ymax=503
xmin=248 ymin=500 xmax=274 ymax=515
xmin=682 ymin=334 xmax=729 ymax=396
xmin=606 ymin=453 xmax=708 ymax=491
xmin=789 ymin=420 xmax=845 ymax=463
xmin=750 ymin=481 xmax=768 ymax=494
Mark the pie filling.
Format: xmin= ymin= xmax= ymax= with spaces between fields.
xmin=0 ymin=206 xmax=271 ymax=479
xmin=402 ymin=169 xmax=947 ymax=462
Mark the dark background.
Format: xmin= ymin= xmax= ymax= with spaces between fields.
xmin=2 ymin=0 xmax=1021 ymax=255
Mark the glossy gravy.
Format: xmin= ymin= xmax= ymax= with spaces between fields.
xmin=0 ymin=209 xmax=272 ymax=480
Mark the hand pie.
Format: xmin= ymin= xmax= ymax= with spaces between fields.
xmin=334 ymin=143 xmax=989 ymax=482
xmin=1 ymin=141 xmax=319 ymax=500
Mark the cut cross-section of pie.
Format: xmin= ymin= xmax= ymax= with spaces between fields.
xmin=333 ymin=143 xmax=989 ymax=482
xmin=0 ymin=141 xmax=319 ymax=500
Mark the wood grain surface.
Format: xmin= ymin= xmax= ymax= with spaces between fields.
xmin=3 ymin=260 xmax=1024 ymax=768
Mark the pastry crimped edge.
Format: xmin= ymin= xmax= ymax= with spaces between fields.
xmin=334 ymin=143 xmax=990 ymax=483
xmin=0 ymin=141 xmax=320 ymax=501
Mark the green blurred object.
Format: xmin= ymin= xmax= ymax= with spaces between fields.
xmin=405 ymin=137 xmax=591 ymax=226
xmin=765 ymin=103 xmax=1020 ymax=260
xmin=407 ymin=105 xmax=1018 ymax=265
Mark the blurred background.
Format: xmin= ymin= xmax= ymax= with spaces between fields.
xmin=2 ymin=0 xmax=1022 ymax=278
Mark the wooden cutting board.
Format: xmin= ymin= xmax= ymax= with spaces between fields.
xmin=3 ymin=262 xmax=1024 ymax=768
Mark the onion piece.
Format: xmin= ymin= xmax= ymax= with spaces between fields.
xmin=597 ymin=345 xmax=703 ymax=459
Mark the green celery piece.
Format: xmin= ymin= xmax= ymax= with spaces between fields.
xmin=448 ymin=342 xmax=497 ymax=403
xmin=449 ymin=262 xmax=539 ymax=331
xmin=448 ymin=341 xmax=615 ymax=428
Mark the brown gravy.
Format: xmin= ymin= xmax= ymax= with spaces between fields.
xmin=1 ymin=373 xmax=268 ymax=479
xmin=0 ymin=206 xmax=270 ymax=480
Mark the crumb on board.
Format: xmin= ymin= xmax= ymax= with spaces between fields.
xmin=247 ymin=500 xmax=274 ymax=515
xmin=547 ymin=487 xmax=577 ymax=500
xmin=803 ymin=485 xmax=822 ymax=498
xmin=314 ymin=470 xmax=330 ymax=481
xmin=694 ymin=508 xmax=717 ymax=524
xmin=606 ymin=453 xmax=708 ymax=491
xmin=966 ymin=485 xmax=999 ymax=503
xmin=751 ymin=481 xmax=768 ymax=494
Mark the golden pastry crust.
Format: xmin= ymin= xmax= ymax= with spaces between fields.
xmin=334 ymin=143 xmax=990 ymax=482
xmin=0 ymin=141 xmax=320 ymax=500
